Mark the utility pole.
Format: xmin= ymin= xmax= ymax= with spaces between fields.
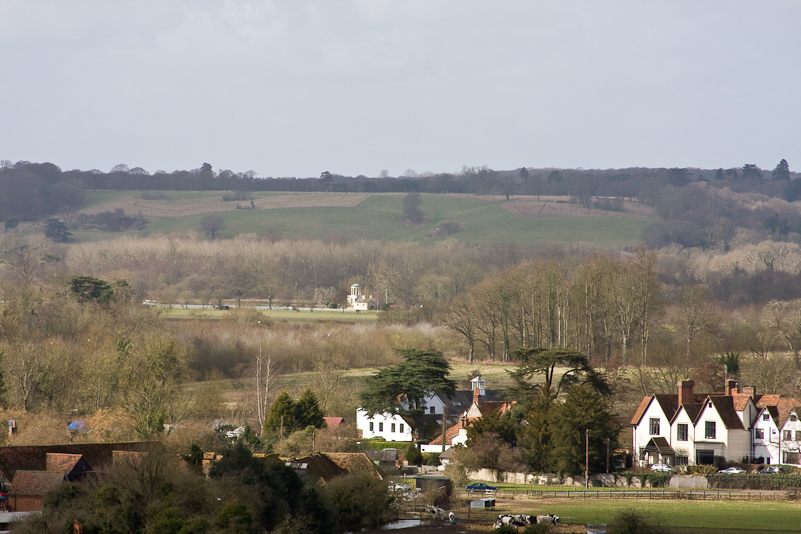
xmin=442 ymin=406 xmax=448 ymax=454
xmin=585 ymin=429 xmax=589 ymax=489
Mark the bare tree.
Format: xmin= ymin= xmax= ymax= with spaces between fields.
xmin=198 ymin=215 xmax=225 ymax=241
xmin=253 ymin=343 xmax=276 ymax=432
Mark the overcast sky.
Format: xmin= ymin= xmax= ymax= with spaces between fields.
xmin=1 ymin=1 xmax=799 ymax=178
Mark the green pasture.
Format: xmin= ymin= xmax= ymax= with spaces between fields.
xmin=77 ymin=191 xmax=649 ymax=248
xmin=160 ymin=306 xmax=378 ymax=324
xmin=482 ymin=498 xmax=801 ymax=532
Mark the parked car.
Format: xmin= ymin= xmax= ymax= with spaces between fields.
xmin=757 ymin=466 xmax=780 ymax=474
xmin=390 ymin=482 xmax=412 ymax=492
xmin=650 ymin=463 xmax=673 ymax=472
xmin=719 ymin=467 xmax=747 ymax=474
xmin=466 ymin=482 xmax=499 ymax=494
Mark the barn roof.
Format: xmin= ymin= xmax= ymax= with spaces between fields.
xmin=10 ymin=471 xmax=65 ymax=497
xmin=324 ymin=452 xmax=382 ymax=480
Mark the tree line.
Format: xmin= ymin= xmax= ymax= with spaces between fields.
xmin=2 ymin=159 xmax=797 ymax=223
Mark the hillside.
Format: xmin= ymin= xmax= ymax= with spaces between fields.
xmin=65 ymin=191 xmax=650 ymax=248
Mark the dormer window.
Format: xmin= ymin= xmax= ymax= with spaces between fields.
xmin=763 ymin=413 xmax=770 ymax=421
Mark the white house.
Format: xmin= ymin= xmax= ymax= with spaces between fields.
xmin=753 ymin=401 xmax=801 ymax=465
xmin=357 ymin=375 xmax=502 ymax=446
xmin=632 ymin=379 xmax=758 ymax=467
xmin=355 ymin=409 xmax=414 ymax=441
xmin=346 ymin=284 xmax=369 ymax=311
xmin=356 ymin=392 xmax=452 ymax=442
xmin=420 ymin=376 xmax=514 ymax=454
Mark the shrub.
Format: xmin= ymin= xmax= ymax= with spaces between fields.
xmin=405 ymin=443 xmax=423 ymax=466
xmin=608 ymin=509 xmax=667 ymax=534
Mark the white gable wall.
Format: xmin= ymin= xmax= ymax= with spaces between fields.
xmin=779 ymin=412 xmax=801 ymax=465
xmin=670 ymin=409 xmax=696 ymax=466
xmin=633 ymin=398 xmax=671 ymax=466
xmin=752 ymin=409 xmax=779 ymax=465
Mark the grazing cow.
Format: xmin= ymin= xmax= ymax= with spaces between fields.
xmin=513 ymin=514 xmax=534 ymax=525
xmin=536 ymin=514 xmax=560 ymax=525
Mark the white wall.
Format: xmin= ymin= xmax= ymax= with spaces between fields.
xmin=632 ymin=398 xmax=670 ymax=466
xmin=356 ymin=409 xmax=413 ymax=441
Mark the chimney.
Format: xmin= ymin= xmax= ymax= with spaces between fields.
xmin=725 ymin=379 xmax=737 ymax=396
xmin=473 ymin=388 xmax=481 ymax=405
xmin=677 ymin=380 xmax=694 ymax=406
xmin=741 ymin=385 xmax=756 ymax=399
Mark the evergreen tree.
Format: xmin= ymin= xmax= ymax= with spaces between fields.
xmin=547 ymin=385 xmax=618 ymax=475
xmin=264 ymin=390 xmax=297 ymax=436
xmin=295 ymin=388 xmax=324 ymax=429
xmin=358 ymin=349 xmax=456 ymax=418
xmin=773 ymin=158 xmax=791 ymax=181
xmin=44 ymin=218 xmax=72 ymax=242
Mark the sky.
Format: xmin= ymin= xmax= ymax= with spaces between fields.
xmin=1 ymin=1 xmax=800 ymax=178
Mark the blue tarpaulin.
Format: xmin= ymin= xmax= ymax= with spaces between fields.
xmin=68 ymin=420 xmax=88 ymax=432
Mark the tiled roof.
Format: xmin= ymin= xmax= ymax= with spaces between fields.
xmin=654 ymin=395 xmax=679 ymax=420
xmin=284 ymin=453 xmax=348 ymax=481
xmin=630 ymin=396 xmax=653 ymax=425
xmin=323 ymin=417 xmax=344 ymax=430
xmin=10 ymin=471 xmax=65 ymax=496
xmin=732 ymin=395 xmax=752 ymax=411
xmin=324 ymin=453 xmax=382 ymax=480
xmin=775 ymin=398 xmax=801 ymax=427
xmin=45 ymin=454 xmax=84 ymax=475
xmin=756 ymin=394 xmax=783 ymax=408
xmin=0 ymin=442 xmax=154 ymax=483
xmin=429 ymin=420 xmax=466 ymax=446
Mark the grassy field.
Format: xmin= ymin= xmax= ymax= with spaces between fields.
xmin=161 ymin=307 xmax=379 ymax=324
xmin=474 ymin=497 xmax=801 ymax=532
xmin=70 ymin=191 xmax=650 ymax=248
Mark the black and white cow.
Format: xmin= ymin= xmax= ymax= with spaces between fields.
xmin=535 ymin=514 xmax=560 ymax=525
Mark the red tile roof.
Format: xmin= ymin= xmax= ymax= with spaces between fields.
xmin=10 ymin=471 xmax=65 ymax=497
xmin=630 ymin=396 xmax=653 ymax=426
xmin=429 ymin=420 xmax=467 ymax=446
xmin=323 ymin=417 xmax=344 ymax=430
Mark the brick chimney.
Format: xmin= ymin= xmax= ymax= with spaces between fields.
xmin=725 ymin=379 xmax=737 ymax=396
xmin=677 ymin=380 xmax=694 ymax=406
xmin=740 ymin=385 xmax=756 ymax=399
xmin=473 ymin=388 xmax=481 ymax=405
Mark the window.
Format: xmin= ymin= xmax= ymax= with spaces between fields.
xmin=649 ymin=418 xmax=660 ymax=435
xmin=430 ymin=406 xmax=436 ymax=414
xmin=796 ymin=430 xmax=801 ymax=441
xmin=379 ymin=422 xmax=383 ymax=432
xmin=763 ymin=413 xmax=770 ymax=421
xmin=784 ymin=430 xmax=792 ymax=441
xmin=676 ymin=456 xmax=689 ymax=466
xmin=400 ymin=424 xmax=404 ymax=433
xmin=705 ymin=421 xmax=716 ymax=439
xmin=755 ymin=428 xmax=764 ymax=439
xmin=791 ymin=414 xmax=798 ymax=422
xmin=677 ymin=424 xmax=688 ymax=441
xmin=369 ymin=422 xmax=374 ymax=432
xmin=784 ymin=452 xmax=800 ymax=464
xmin=391 ymin=423 xmax=396 ymax=433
